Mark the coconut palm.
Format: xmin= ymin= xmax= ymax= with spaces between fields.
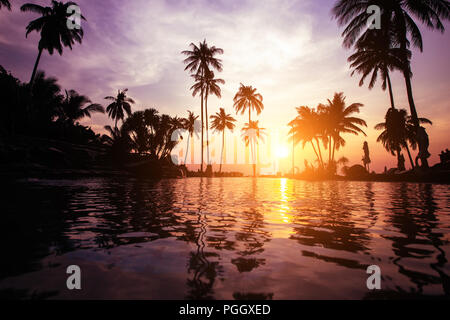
xmin=348 ymin=29 xmax=410 ymax=109
xmin=242 ymin=120 xmax=266 ymax=177
xmin=233 ymin=84 xmax=264 ymax=123
xmin=288 ymin=106 xmax=326 ymax=168
xmin=321 ymin=92 xmax=367 ymax=163
xmin=182 ymin=40 xmax=223 ymax=172
xmin=0 ymin=0 xmax=11 ymax=10
xmin=182 ymin=111 xmax=199 ymax=165
xmin=333 ymin=0 xmax=450 ymax=167
xmin=191 ymin=70 xmax=224 ymax=165
xmin=59 ymin=90 xmax=104 ymax=124
xmin=210 ymin=108 xmax=236 ymax=173
xmin=21 ymin=1 xmax=86 ymax=87
xmin=105 ymin=89 xmax=135 ymax=130
xmin=375 ymin=107 xmax=432 ymax=170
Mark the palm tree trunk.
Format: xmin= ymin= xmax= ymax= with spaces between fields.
xmin=309 ymin=141 xmax=321 ymax=166
xmin=184 ymin=133 xmax=190 ymax=165
xmin=249 ymin=108 xmax=251 ymax=123
xmin=332 ymin=138 xmax=336 ymax=162
xmin=200 ymin=90 xmax=204 ymax=172
xmin=405 ymin=144 xmax=415 ymax=170
xmin=386 ymin=71 xmax=395 ymax=109
xmin=315 ymin=138 xmax=324 ymax=168
xmin=220 ymin=131 xmax=224 ymax=173
xmin=29 ymin=47 xmax=43 ymax=88
xmin=328 ymin=138 xmax=332 ymax=164
xmin=205 ymin=91 xmax=210 ymax=165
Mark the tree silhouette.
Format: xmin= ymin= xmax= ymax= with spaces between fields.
xmin=0 ymin=0 xmax=11 ymax=10
xmin=333 ymin=0 xmax=450 ymax=167
xmin=210 ymin=108 xmax=236 ymax=173
xmin=242 ymin=120 xmax=266 ymax=177
xmin=105 ymin=89 xmax=135 ymax=130
xmin=233 ymin=84 xmax=264 ymax=123
xmin=58 ymin=90 xmax=104 ymax=124
xmin=182 ymin=111 xmax=199 ymax=165
xmin=21 ymin=1 xmax=86 ymax=87
xmin=182 ymin=40 xmax=223 ymax=172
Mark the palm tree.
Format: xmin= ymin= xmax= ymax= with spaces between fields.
xmin=182 ymin=40 xmax=223 ymax=172
xmin=333 ymin=0 xmax=450 ymax=167
xmin=191 ymin=70 xmax=224 ymax=165
xmin=321 ymin=92 xmax=367 ymax=163
xmin=21 ymin=1 xmax=86 ymax=87
xmin=233 ymin=84 xmax=264 ymax=123
xmin=348 ymin=29 xmax=409 ymax=109
xmin=288 ymin=106 xmax=325 ymax=168
xmin=0 ymin=0 xmax=11 ymax=10
xmin=182 ymin=111 xmax=199 ymax=165
xmin=210 ymin=108 xmax=236 ymax=173
xmin=105 ymin=89 xmax=135 ymax=130
xmin=59 ymin=90 xmax=104 ymax=124
xmin=242 ymin=120 xmax=266 ymax=177
xmin=375 ymin=107 xmax=432 ymax=170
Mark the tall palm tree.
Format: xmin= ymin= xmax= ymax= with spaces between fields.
xmin=210 ymin=108 xmax=236 ymax=173
xmin=182 ymin=40 xmax=223 ymax=172
xmin=105 ymin=89 xmax=135 ymax=130
xmin=0 ymin=0 xmax=11 ymax=10
xmin=59 ymin=89 xmax=104 ymax=124
xmin=233 ymin=84 xmax=264 ymax=123
xmin=321 ymin=92 xmax=367 ymax=163
xmin=333 ymin=0 xmax=450 ymax=167
xmin=192 ymin=70 xmax=224 ymax=165
xmin=21 ymin=1 xmax=86 ymax=87
xmin=242 ymin=120 xmax=266 ymax=177
xmin=182 ymin=111 xmax=199 ymax=165
xmin=348 ymin=29 xmax=409 ymax=109
xmin=288 ymin=106 xmax=325 ymax=168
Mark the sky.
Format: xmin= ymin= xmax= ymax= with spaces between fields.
xmin=1 ymin=0 xmax=449 ymax=173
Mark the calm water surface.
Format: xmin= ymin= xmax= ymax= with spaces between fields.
xmin=1 ymin=178 xmax=449 ymax=299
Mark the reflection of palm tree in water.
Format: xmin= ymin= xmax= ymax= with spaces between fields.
xmin=186 ymin=179 xmax=220 ymax=299
xmin=388 ymin=183 xmax=449 ymax=295
xmin=232 ymin=179 xmax=271 ymax=273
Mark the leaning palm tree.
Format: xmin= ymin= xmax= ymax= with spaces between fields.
xmin=21 ymin=1 xmax=86 ymax=87
xmin=333 ymin=0 xmax=450 ymax=167
xmin=0 ymin=0 xmax=11 ymax=10
xmin=182 ymin=111 xmax=199 ymax=165
xmin=105 ymin=89 xmax=135 ymax=130
xmin=242 ymin=120 xmax=266 ymax=177
xmin=210 ymin=108 xmax=236 ymax=173
xmin=233 ymin=84 xmax=264 ymax=123
xmin=182 ymin=40 xmax=223 ymax=172
xmin=58 ymin=89 xmax=104 ymax=124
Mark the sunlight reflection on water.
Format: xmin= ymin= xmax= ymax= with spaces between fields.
xmin=1 ymin=178 xmax=449 ymax=299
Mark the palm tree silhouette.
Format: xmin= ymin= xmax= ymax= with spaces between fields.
xmin=333 ymin=0 xmax=450 ymax=167
xmin=21 ymin=1 xmax=86 ymax=87
xmin=288 ymin=106 xmax=326 ymax=168
xmin=105 ymin=89 xmax=135 ymax=130
xmin=348 ymin=29 xmax=409 ymax=109
xmin=182 ymin=40 xmax=223 ymax=172
xmin=182 ymin=111 xmax=199 ymax=165
xmin=242 ymin=120 xmax=266 ymax=177
xmin=210 ymin=108 xmax=236 ymax=173
xmin=191 ymin=70 xmax=224 ymax=165
xmin=375 ymin=108 xmax=432 ymax=170
xmin=59 ymin=90 xmax=104 ymax=124
xmin=233 ymin=84 xmax=264 ymax=123
xmin=0 ymin=0 xmax=11 ymax=10
xmin=321 ymin=92 xmax=367 ymax=163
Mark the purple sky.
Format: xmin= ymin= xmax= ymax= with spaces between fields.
xmin=1 ymin=0 xmax=449 ymax=171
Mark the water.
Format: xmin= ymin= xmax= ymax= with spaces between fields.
xmin=1 ymin=178 xmax=449 ymax=299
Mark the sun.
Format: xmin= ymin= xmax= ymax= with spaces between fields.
xmin=275 ymin=145 xmax=289 ymax=159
